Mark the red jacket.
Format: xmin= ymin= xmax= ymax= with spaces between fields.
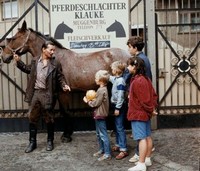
xmin=127 ymin=75 xmax=158 ymax=121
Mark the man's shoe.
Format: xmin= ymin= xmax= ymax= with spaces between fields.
xmin=25 ymin=142 xmax=37 ymax=153
xmin=46 ymin=141 xmax=54 ymax=151
xmin=61 ymin=134 xmax=72 ymax=143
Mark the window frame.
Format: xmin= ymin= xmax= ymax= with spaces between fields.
xmin=178 ymin=0 xmax=200 ymax=33
xmin=1 ymin=0 xmax=18 ymax=20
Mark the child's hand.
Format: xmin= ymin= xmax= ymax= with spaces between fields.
xmin=83 ymin=96 xmax=89 ymax=103
xmin=114 ymin=109 xmax=120 ymax=116
xmin=150 ymin=109 xmax=158 ymax=117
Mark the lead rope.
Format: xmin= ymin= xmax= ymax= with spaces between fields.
xmin=0 ymin=47 xmax=3 ymax=67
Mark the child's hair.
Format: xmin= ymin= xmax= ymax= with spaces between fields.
xmin=127 ymin=36 xmax=144 ymax=51
xmin=128 ymin=57 xmax=146 ymax=76
xmin=110 ymin=61 xmax=125 ymax=76
xmin=95 ymin=70 xmax=110 ymax=84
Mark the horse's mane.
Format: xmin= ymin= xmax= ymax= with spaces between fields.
xmin=28 ymin=28 xmax=68 ymax=50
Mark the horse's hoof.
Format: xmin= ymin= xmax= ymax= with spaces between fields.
xmin=61 ymin=135 xmax=72 ymax=143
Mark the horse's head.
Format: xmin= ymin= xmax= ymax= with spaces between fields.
xmin=1 ymin=21 xmax=31 ymax=63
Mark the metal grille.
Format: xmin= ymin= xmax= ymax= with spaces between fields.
xmin=155 ymin=0 xmax=200 ymax=115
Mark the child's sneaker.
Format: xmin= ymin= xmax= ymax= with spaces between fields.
xmin=129 ymin=153 xmax=139 ymax=163
xmin=144 ymin=157 xmax=152 ymax=166
xmin=128 ymin=162 xmax=146 ymax=171
xmin=93 ymin=151 xmax=103 ymax=157
xmin=135 ymin=157 xmax=152 ymax=167
xmin=98 ymin=154 xmax=111 ymax=161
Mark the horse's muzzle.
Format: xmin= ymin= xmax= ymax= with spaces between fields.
xmin=1 ymin=54 xmax=13 ymax=64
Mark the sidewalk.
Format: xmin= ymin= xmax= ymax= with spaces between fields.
xmin=0 ymin=128 xmax=199 ymax=171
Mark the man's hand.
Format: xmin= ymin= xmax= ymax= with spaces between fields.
xmin=63 ymin=85 xmax=71 ymax=92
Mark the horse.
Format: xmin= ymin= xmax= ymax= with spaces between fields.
xmin=1 ymin=21 xmax=131 ymax=140
xmin=106 ymin=20 xmax=126 ymax=38
xmin=54 ymin=21 xmax=73 ymax=39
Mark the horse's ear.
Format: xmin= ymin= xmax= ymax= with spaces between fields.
xmin=21 ymin=21 xmax=27 ymax=31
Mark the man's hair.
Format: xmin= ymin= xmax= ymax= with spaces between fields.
xmin=127 ymin=36 xmax=144 ymax=51
xmin=110 ymin=61 xmax=125 ymax=76
xmin=41 ymin=41 xmax=55 ymax=50
xmin=128 ymin=57 xmax=146 ymax=76
xmin=95 ymin=70 xmax=110 ymax=84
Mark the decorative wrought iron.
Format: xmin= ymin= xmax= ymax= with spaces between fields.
xmin=171 ymin=49 xmax=197 ymax=84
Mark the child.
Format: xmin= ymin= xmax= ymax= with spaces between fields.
xmin=83 ymin=70 xmax=111 ymax=161
xmin=127 ymin=36 xmax=153 ymax=163
xmin=109 ymin=61 xmax=128 ymax=160
xmin=127 ymin=57 xmax=158 ymax=171
xmin=127 ymin=36 xmax=152 ymax=81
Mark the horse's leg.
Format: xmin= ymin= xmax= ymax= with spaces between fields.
xmin=58 ymin=91 xmax=73 ymax=143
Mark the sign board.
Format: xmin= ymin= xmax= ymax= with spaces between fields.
xmin=50 ymin=0 xmax=130 ymax=52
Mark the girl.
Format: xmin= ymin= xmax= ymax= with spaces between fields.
xmin=127 ymin=57 xmax=158 ymax=171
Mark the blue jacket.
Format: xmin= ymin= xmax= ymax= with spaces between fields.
xmin=109 ymin=75 xmax=126 ymax=109
xmin=137 ymin=52 xmax=152 ymax=80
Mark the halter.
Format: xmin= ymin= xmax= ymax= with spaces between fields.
xmin=6 ymin=29 xmax=31 ymax=54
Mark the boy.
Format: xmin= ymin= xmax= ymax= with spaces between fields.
xmin=109 ymin=61 xmax=128 ymax=160
xmin=83 ymin=70 xmax=111 ymax=161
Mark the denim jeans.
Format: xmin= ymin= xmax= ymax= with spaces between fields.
xmin=95 ymin=119 xmax=111 ymax=156
xmin=114 ymin=104 xmax=127 ymax=151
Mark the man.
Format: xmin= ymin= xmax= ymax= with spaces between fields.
xmin=14 ymin=41 xmax=71 ymax=153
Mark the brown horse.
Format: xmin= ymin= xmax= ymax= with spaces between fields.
xmin=2 ymin=21 xmax=131 ymax=90
xmin=1 ymin=21 xmax=131 ymax=139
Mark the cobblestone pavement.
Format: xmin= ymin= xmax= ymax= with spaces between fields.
xmin=0 ymin=128 xmax=199 ymax=171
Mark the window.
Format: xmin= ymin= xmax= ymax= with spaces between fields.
xmin=178 ymin=0 xmax=200 ymax=32
xmin=1 ymin=0 xmax=18 ymax=20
